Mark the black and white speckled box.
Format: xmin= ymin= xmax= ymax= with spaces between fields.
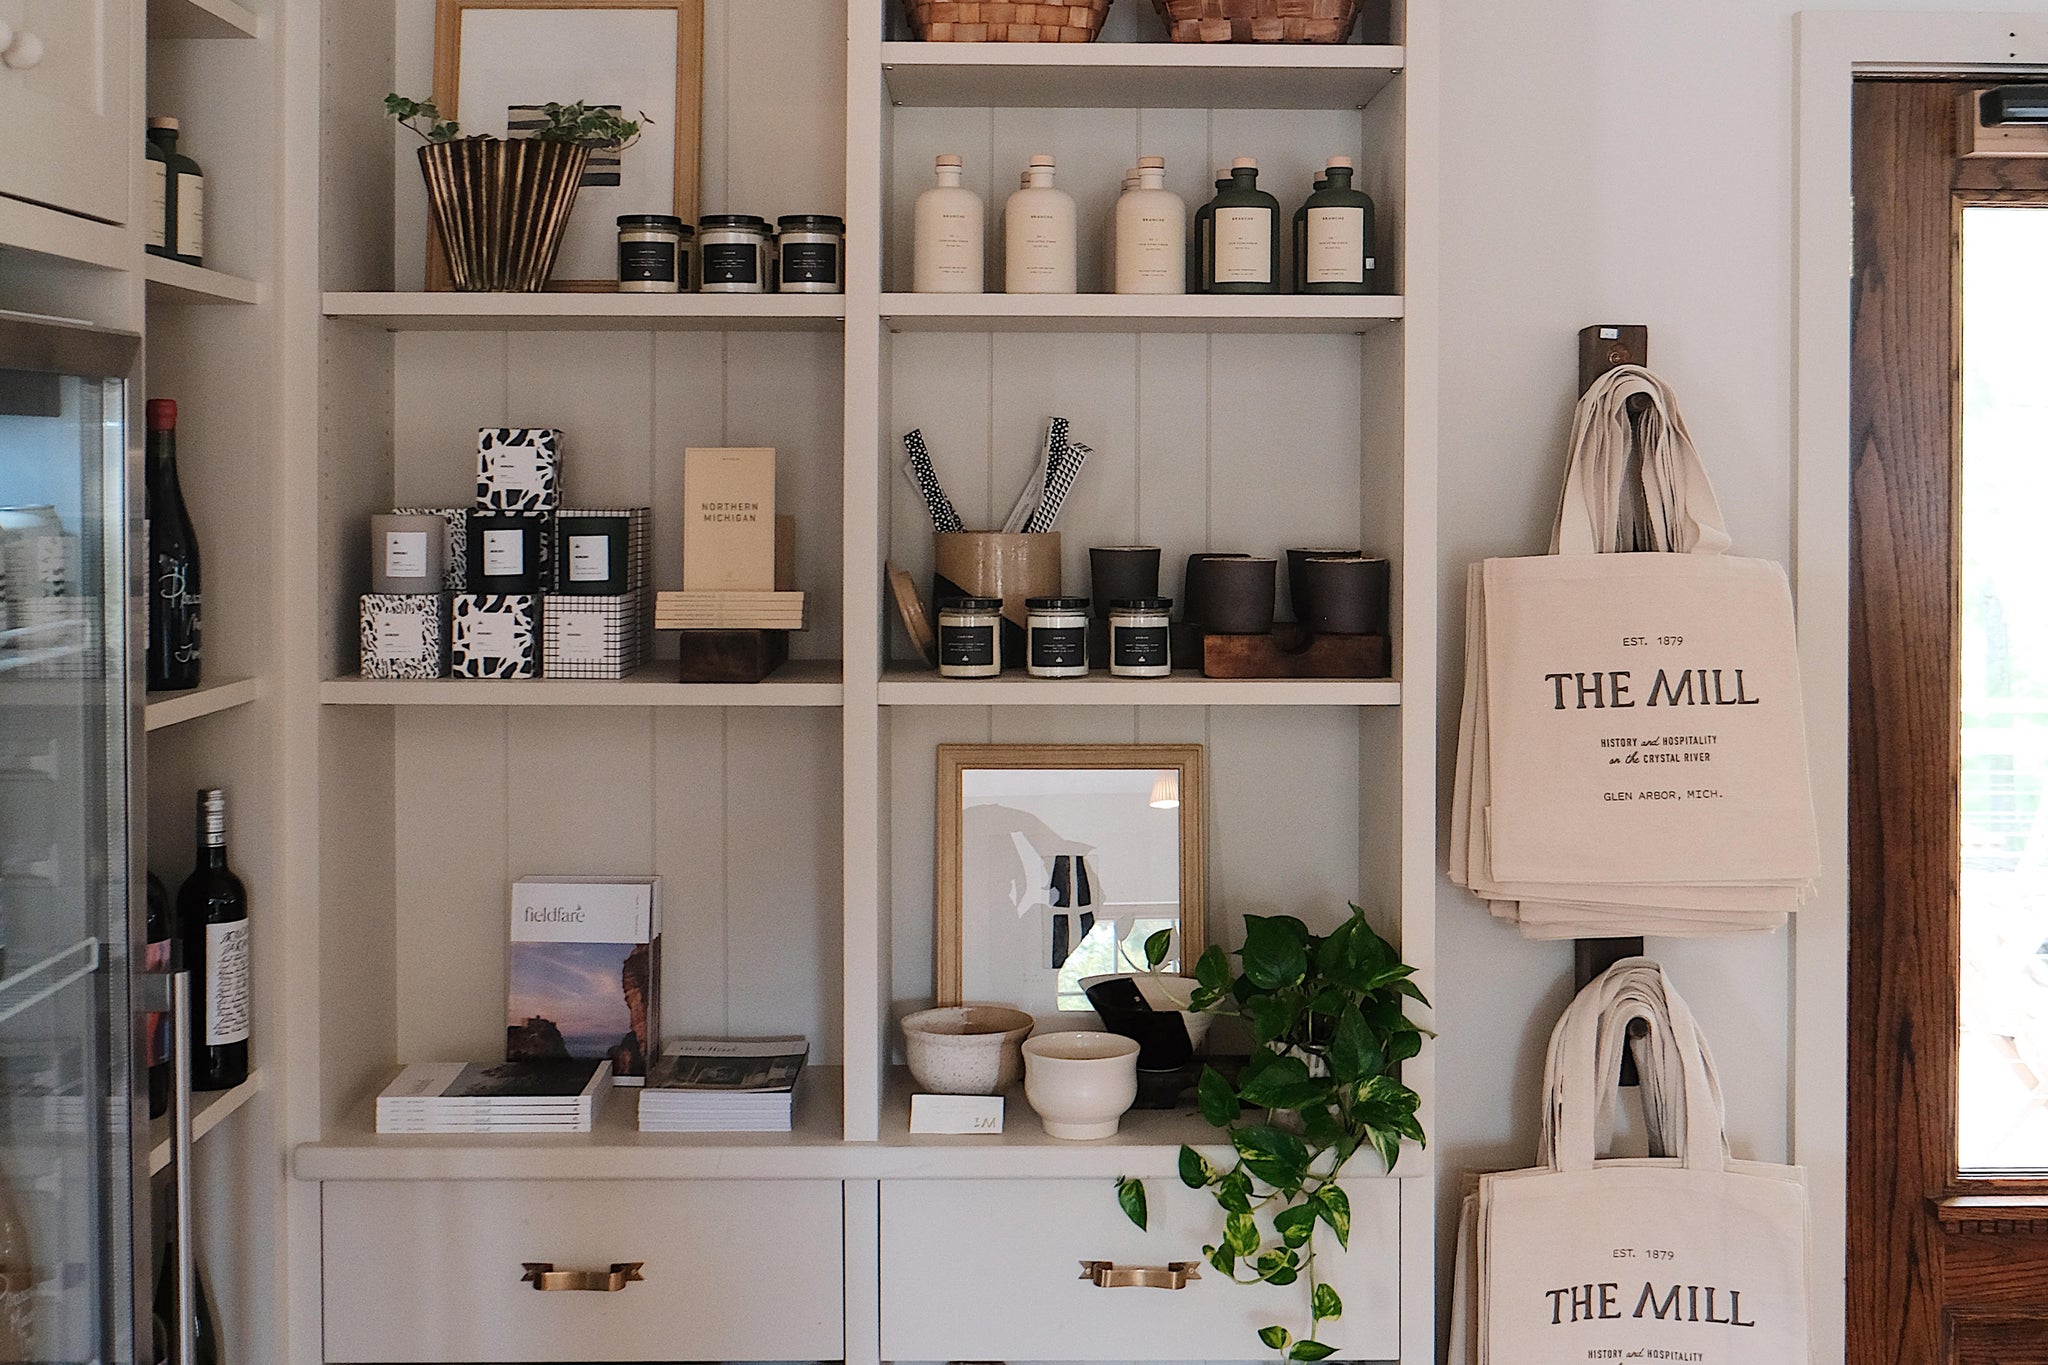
xmin=543 ymin=590 xmax=646 ymax=679
xmin=451 ymin=594 xmax=541 ymax=679
xmin=475 ymin=428 xmax=563 ymax=512
xmin=390 ymin=507 xmax=468 ymax=592
xmin=359 ymin=594 xmax=448 ymax=679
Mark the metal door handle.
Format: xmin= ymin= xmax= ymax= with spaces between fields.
xmin=521 ymin=1262 xmax=644 ymax=1292
xmin=1078 ymin=1260 xmax=1202 ymax=1289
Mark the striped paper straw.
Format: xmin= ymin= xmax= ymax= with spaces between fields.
xmin=1028 ymin=440 xmax=1089 ymax=533
xmin=902 ymin=429 xmax=964 ymax=534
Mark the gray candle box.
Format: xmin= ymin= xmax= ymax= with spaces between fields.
xmin=391 ymin=507 xmax=468 ymax=592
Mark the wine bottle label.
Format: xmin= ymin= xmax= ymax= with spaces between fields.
xmin=1213 ymin=209 xmax=1272 ymax=283
xmin=617 ymin=240 xmax=676 ymax=283
xmin=782 ymin=242 xmax=838 ymax=285
xmin=144 ymin=938 xmax=172 ymax=1066
xmin=204 ymin=920 xmax=250 ymax=1046
xmin=482 ymin=529 xmax=526 ymax=577
xmin=146 ymin=162 xmax=168 ymax=252
xmin=701 ymin=243 xmax=759 ymax=285
xmin=153 ymin=553 xmax=201 ymax=664
xmin=373 ymin=613 xmax=427 ymax=659
xmin=556 ymin=613 xmax=605 ymax=664
xmin=1306 ymin=207 xmax=1367 ymax=284
xmin=567 ymin=535 xmax=610 ymax=583
xmin=382 ymin=530 xmax=430 ymax=580
xmin=176 ymin=173 xmax=204 ymax=261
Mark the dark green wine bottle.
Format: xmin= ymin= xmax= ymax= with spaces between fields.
xmin=1201 ymin=158 xmax=1281 ymax=295
xmin=1299 ymin=156 xmax=1377 ymax=295
xmin=1190 ymin=166 xmax=1229 ymax=294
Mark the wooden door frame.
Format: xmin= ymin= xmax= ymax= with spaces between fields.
xmin=1796 ymin=15 xmax=2048 ymax=1364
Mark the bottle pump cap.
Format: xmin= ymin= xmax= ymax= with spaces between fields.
xmin=936 ymin=154 xmax=963 ymax=168
xmin=1231 ymin=157 xmax=1258 ymax=169
xmin=146 ymin=398 xmax=177 ymax=432
xmin=148 ymin=116 xmax=180 ymax=131
xmin=1138 ymin=155 xmax=1166 ymax=170
xmin=1028 ymin=154 xmax=1055 ymax=168
xmin=1326 ymin=156 xmax=1354 ymax=169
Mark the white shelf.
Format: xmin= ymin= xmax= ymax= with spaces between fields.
xmin=319 ymin=660 xmax=844 ymax=708
xmin=293 ymin=1066 xmax=1415 ymax=1182
xmin=323 ymin=292 xmax=847 ymax=333
xmin=145 ymin=676 xmax=260 ymax=731
xmin=880 ymin=666 xmax=1399 ymax=707
xmin=148 ymin=1071 xmax=265 ymax=1176
xmin=880 ymin=41 xmax=1404 ymax=110
xmin=882 ymin=292 xmax=1402 ymax=334
xmin=144 ymin=256 xmax=261 ymax=306
xmin=146 ymin=0 xmax=259 ymax=40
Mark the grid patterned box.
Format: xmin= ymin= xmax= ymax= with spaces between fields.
xmin=451 ymin=594 xmax=541 ymax=679
xmin=553 ymin=508 xmax=650 ymax=597
xmin=475 ymin=428 xmax=563 ymax=513
xmin=359 ymin=594 xmax=448 ymax=679
xmin=543 ymin=590 xmax=646 ymax=679
xmin=391 ymin=507 xmax=468 ymax=592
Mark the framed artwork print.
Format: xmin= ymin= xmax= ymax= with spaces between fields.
xmin=935 ymin=743 xmax=1205 ymax=1019
xmin=429 ymin=0 xmax=704 ymax=291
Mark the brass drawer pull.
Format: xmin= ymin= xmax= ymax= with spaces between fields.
xmin=520 ymin=1262 xmax=644 ymax=1292
xmin=1078 ymin=1260 xmax=1202 ymax=1290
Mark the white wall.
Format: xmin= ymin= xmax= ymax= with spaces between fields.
xmin=1435 ymin=0 xmax=2006 ymax=1352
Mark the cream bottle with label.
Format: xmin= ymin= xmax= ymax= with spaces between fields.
xmin=1202 ymin=157 xmax=1280 ymax=294
xmin=1004 ymin=154 xmax=1077 ymax=294
xmin=1107 ymin=168 xmax=1136 ymax=284
xmin=1114 ymin=156 xmax=1187 ymax=295
xmin=913 ymin=154 xmax=985 ymax=293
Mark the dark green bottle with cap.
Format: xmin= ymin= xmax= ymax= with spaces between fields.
xmin=1299 ymin=156 xmax=1377 ymax=295
xmin=1190 ymin=165 xmax=1230 ymax=293
xmin=1292 ymin=172 xmax=1329 ymax=292
xmin=1201 ymin=158 xmax=1281 ymax=295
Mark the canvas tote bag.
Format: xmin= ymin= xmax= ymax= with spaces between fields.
xmin=1473 ymin=961 xmax=1812 ymax=1365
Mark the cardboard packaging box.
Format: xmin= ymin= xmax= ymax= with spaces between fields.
xmin=475 ymin=428 xmax=563 ymax=512
xmin=507 ymin=876 xmax=661 ymax=1084
xmin=682 ymin=447 xmax=775 ymax=590
xmin=359 ymin=593 xmax=449 ymax=679
xmin=451 ymin=593 xmax=541 ymax=679
xmin=466 ymin=512 xmax=551 ymax=595
xmin=554 ymin=508 xmax=650 ymax=596
xmin=544 ymin=590 xmax=647 ymax=679
xmin=391 ymin=506 xmax=468 ymax=592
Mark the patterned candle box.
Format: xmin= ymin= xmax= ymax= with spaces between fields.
xmin=451 ymin=594 xmax=542 ymax=679
xmin=475 ymin=428 xmax=563 ymax=513
xmin=359 ymin=593 xmax=448 ymax=679
xmin=391 ymin=507 xmax=468 ymax=592
xmin=553 ymin=508 xmax=650 ymax=597
xmin=466 ymin=511 xmax=551 ymax=595
xmin=543 ymin=591 xmax=646 ymax=680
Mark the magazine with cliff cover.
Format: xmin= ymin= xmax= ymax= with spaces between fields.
xmin=638 ymin=1036 xmax=809 ymax=1132
xmin=506 ymin=877 xmax=661 ymax=1085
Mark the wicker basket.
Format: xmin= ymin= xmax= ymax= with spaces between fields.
xmin=905 ymin=0 xmax=1113 ymax=42
xmin=1152 ymin=0 xmax=1361 ymax=43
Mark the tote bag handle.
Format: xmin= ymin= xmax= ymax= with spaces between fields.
xmin=1550 ymin=366 xmax=1733 ymax=558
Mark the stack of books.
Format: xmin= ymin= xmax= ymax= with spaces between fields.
xmin=637 ymin=1037 xmax=809 ymax=1133
xmin=654 ymin=590 xmax=806 ymax=630
xmin=375 ymin=1058 xmax=612 ymax=1134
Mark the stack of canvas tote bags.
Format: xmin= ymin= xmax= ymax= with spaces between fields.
xmin=1451 ymin=366 xmax=1821 ymax=937
xmin=1447 ymin=959 xmax=1813 ymax=1364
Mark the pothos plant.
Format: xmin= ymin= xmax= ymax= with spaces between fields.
xmin=1114 ymin=904 xmax=1430 ymax=1362
xmin=384 ymin=94 xmax=646 ymax=149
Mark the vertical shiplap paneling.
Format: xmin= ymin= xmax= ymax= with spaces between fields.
xmin=887 ymin=332 xmax=995 ymax=601
xmin=724 ymin=711 xmax=844 ymax=1057
xmin=649 ymin=333 xmax=729 ymax=663
xmin=885 ymin=707 xmax=987 ymax=1012
xmin=725 ymin=331 xmax=848 ymax=657
xmin=719 ymin=0 xmax=847 ymax=221
xmin=697 ymin=1 xmax=731 ymax=214
xmin=651 ymin=711 xmax=731 ymax=1037
xmin=392 ymin=331 xmax=508 ymax=505
xmin=394 ymin=710 xmax=509 ymax=1061
xmin=1207 ymin=708 xmax=1363 ymax=943
xmin=506 ymin=332 xmax=658 ymax=508
xmin=504 ymin=713 xmax=660 ymax=876
xmin=1135 ymin=335 xmax=1214 ymax=597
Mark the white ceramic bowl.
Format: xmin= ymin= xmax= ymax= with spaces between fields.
xmin=1022 ymin=1030 xmax=1140 ymax=1140
xmin=900 ymin=1005 xmax=1035 ymax=1095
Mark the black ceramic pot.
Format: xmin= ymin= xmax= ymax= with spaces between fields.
xmin=1286 ymin=546 xmax=1358 ymax=620
xmin=1197 ymin=556 xmax=1276 ymax=634
xmin=1088 ymin=545 xmax=1161 ymax=618
xmin=1181 ymin=552 xmax=1251 ymax=625
xmin=1295 ymin=554 xmax=1390 ymax=636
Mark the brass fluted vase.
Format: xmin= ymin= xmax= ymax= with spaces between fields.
xmin=418 ymin=138 xmax=593 ymax=292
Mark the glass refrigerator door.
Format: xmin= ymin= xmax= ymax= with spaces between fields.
xmin=0 ymin=317 xmax=143 ymax=1365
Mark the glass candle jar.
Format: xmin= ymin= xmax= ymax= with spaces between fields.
xmin=938 ymin=597 xmax=1002 ymax=678
xmin=698 ymin=214 xmax=773 ymax=293
xmin=777 ymin=214 xmax=845 ymax=294
xmin=1108 ymin=598 xmax=1172 ymax=677
xmin=616 ymin=215 xmax=689 ymax=293
xmin=1025 ymin=596 xmax=1089 ymax=678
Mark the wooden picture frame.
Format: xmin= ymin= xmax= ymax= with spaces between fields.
xmin=428 ymin=0 xmax=704 ymax=291
xmin=935 ymin=743 xmax=1205 ymax=1016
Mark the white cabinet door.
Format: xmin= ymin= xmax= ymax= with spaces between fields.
xmin=880 ymin=1177 xmax=1401 ymax=1362
xmin=321 ymin=1178 xmax=846 ymax=1362
xmin=0 ymin=0 xmax=132 ymax=225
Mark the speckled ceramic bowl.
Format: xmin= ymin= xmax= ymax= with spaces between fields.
xmin=901 ymin=1005 xmax=1035 ymax=1095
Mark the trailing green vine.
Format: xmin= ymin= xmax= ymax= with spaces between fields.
xmin=385 ymin=94 xmax=645 ymax=149
xmin=1116 ymin=904 xmax=1429 ymax=1361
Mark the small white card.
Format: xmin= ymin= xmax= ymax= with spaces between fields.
xmin=556 ymin=614 xmax=605 ymax=664
xmin=909 ymin=1093 xmax=1004 ymax=1135
xmin=374 ymin=613 xmax=427 ymax=658
xmin=383 ymin=530 xmax=430 ymax=579
xmin=568 ymin=535 xmax=611 ymax=583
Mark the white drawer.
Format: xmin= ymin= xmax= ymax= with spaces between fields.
xmin=321 ymin=1179 xmax=844 ymax=1362
xmin=879 ymin=1177 xmax=1399 ymax=1362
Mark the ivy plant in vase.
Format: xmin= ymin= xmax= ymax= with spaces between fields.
xmin=385 ymin=95 xmax=644 ymax=292
xmin=1114 ymin=903 xmax=1429 ymax=1362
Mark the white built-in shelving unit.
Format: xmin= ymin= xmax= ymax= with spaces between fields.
xmin=279 ymin=1 xmax=1436 ymax=1360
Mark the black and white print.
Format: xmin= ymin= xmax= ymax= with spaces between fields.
xmin=543 ymin=590 xmax=644 ymax=680
xmin=475 ymin=428 xmax=562 ymax=513
xmin=360 ymin=593 xmax=447 ymax=680
xmin=452 ymin=594 xmax=540 ymax=680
